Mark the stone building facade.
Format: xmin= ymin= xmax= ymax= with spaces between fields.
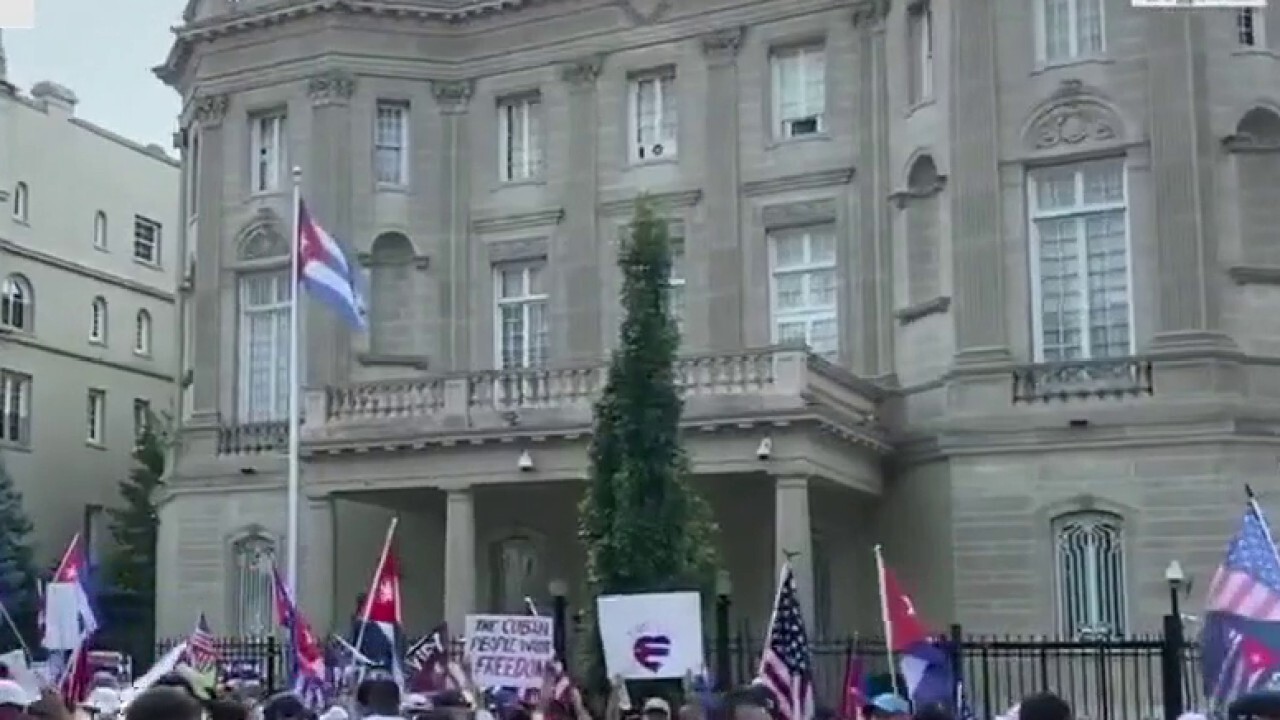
xmin=154 ymin=0 xmax=1280 ymax=646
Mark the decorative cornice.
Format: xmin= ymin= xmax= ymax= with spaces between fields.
xmin=560 ymin=55 xmax=604 ymax=86
xmin=742 ymin=166 xmax=855 ymax=197
xmin=701 ymin=27 xmax=745 ymax=58
xmin=616 ymin=0 xmax=671 ymax=25
xmin=358 ymin=251 xmax=430 ymax=270
xmin=0 ymin=239 xmax=175 ymax=303
xmin=598 ymin=188 xmax=702 ymax=216
xmin=471 ymin=207 xmax=565 ymax=234
xmin=431 ymin=79 xmax=473 ymax=111
xmin=356 ymin=353 xmax=431 ymax=370
xmin=307 ymin=70 xmax=356 ymax=106
xmin=851 ymin=0 xmax=890 ymax=29
xmin=895 ymin=296 xmax=951 ymax=325
xmin=192 ymin=93 xmax=229 ymax=127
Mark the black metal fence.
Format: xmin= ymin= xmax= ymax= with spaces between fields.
xmin=154 ymin=630 xmax=1204 ymax=720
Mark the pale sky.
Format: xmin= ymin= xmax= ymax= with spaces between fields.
xmin=5 ymin=0 xmax=183 ymax=148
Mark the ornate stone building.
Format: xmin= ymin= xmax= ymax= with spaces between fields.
xmin=155 ymin=0 xmax=1280 ymax=649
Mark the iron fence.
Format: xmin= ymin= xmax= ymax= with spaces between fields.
xmin=150 ymin=631 xmax=1203 ymax=720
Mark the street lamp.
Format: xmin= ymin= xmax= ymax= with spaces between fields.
xmin=714 ymin=570 xmax=733 ymax=691
xmin=1162 ymin=560 xmax=1187 ymax=720
xmin=1165 ymin=560 xmax=1186 ymax=620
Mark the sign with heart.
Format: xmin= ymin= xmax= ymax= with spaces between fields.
xmin=597 ymin=592 xmax=703 ymax=680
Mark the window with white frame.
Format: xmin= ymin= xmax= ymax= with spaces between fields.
xmin=133 ymin=216 xmax=161 ymax=265
xmin=238 ymin=271 xmax=291 ymax=422
xmin=771 ymin=45 xmax=826 ymax=139
xmin=629 ymin=70 xmax=678 ymax=163
xmin=498 ymin=96 xmax=543 ymax=182
xmin=1037 ymin=0 xmax=1104 ymax=64
xmin=87 ymin=389 xmax=106 ymax=445
xmin=93 ymin=211 xmax=108 ymax=250
xmin=1028 ymin=159 xmax=1131 ymax=361
xmin=133 ymin=398 xmax=151 ymax=441
xmin=1238 ymin=8 xmax=1266 ymax=48
xmin=1 ymin=274 xmax=33 ymax=332
xmin=134 ymin=310 xmax=152 ymax=356
xmin=495 ymin=261 xmax=548 ymax=369
xmin=90 ymin=297 xmax=108 ymax=344
xmin=232 ymin=534 xmax=275 ymax=636
xmin=375 ymin=102 xmax=409 ymax=186
xmin=908 ymin=3 xmax=934 ymax=104
xmin=11 ymin=182 xmax=27 ymax=222
xmin=1054 ymin=511 xmax=1127 ymax=639
xmin=770 ymin=227 xmax=838 ymax=359
xmin=250 ymin=112 xmax=286 ymax=193
xmin=0 ymin=370 xmax=31 ymax=447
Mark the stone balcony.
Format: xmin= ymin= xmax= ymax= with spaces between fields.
xmin=298 ymin=345 xmax=888 ymax=453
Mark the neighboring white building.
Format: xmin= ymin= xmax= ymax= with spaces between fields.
xmin=0 ymin=31 xmax=182 ymax=565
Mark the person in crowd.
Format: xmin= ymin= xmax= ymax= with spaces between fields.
xmin=317 ymin=706 xmax=348 ymax=720
xmin=1017 ymin=693 xmax=1071 ymax=720
xmin=863 ymin=694 xmax=910 ymax=720
xmin=82 ymin=687 xmax=123 ymax=719
xmin=714 ymin=687 xmax=770 ymax=720
xmin=911 ymin=702 xmax=952 ymax=720
xmin=260 ymin=693 xmax=309 ymax=720
xmin=0 ymin=679 xmax=34 ymax=720
xmin=207 ymin=697 xmax=249 ymax=720
xmin=124 ymin=687 xmax=203 ymax=720
xmin=355 ymin=676 xmax=401 ymax=720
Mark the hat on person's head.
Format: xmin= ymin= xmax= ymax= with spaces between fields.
xmin=642 ymin=698 xmax=672 ymax=715
xmin=84 ymin=687 xmax=123 ymax=714
xmin=0 ymin=679 xmax=32 ymax=708
xmin=865 ymin=693 xmax=910 ymax=716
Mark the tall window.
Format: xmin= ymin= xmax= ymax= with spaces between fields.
xmin=93 ymin=211 xmax=108 ymax=249
xmin=90 ymin=297 xmax=108 ymax=344
xmin=250 ymin=113 xmax=286 ymax=193
xmin=908 ymin=3 xmax=934 ymax=104
xmin=375 ymin=102 xmax=409 ymax=186
xmin=1028 ymin=159 xmax=1131 ymax=361
xmin=188 ymin=131 xmax=201 ymax=216
xmin=770 ymin=227 xmax=838 ymax=359
xmin=1054 ymin=512 xmax=1127 ymax=639
xmin=134 ymin=310 xmax=152 ymax=356
xmin=490 ymin=535 xmax=542 ymax=614
xmin=1238 ymin=9 xmax=1266 ymax=48
xmin=87 ymin=389 xmax=106 ymax=445
xmin=133 ymin=216 xmax=161 ymax=265
xmin=231 ymin=534 xmax=275 ymax=636
xmin=1037 ymin=0 xmax=1104 ymax=64
xmin=0 ymin=370 xmax=31 ymax=447
xmin=11 ymin=182 xmax=27 ymax=222
xmin=498 ymin=96 xmax=543 ymax=182
xmin=133 ymin=398 xmax=151 ymax=441
xmin=771 ymin=45 xmax=825 ymax=139
xmin=667 ymin=236 xmax=687 ymax=338
xmin=495 ymin=262 xmax=548 ymax=369
xmin=0 ymin=275 xmax=33 ymax=332
xmin=629 ymin=71 xmax=678 ymax=163
xmin=238 ymin=271 xmax=291 ymax=421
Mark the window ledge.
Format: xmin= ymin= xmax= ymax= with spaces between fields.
xmin=0 ymin=441 xmax=30 ymax=453
xmin=10 ymin=218 xmax=28 ymax=227
xmin=86 ymin=440 xmax=107 ymax=451
xmin=1030 ymin=56 xmax=1113 ymax=76
xmin=1232 ymin=48 xmax=1279 ymax=60
xmin=89 ymin=339 xmax=107 ymax=348
xmin=626 ymin=156 xmax=679 ymax=170
xmin=895 ymin=295 xmax=950 ymax=325
xmin=0 ymin=325 xmax=32 ymax=337
xmin=375 ymin=183 xmax=411 ymax=194
xmin=904 ymin=99 xmax=936 ymax=119
xmin=133 ymin=350 xmax=152 ymax=359
xmin=1229 ymin=265 xmax=1280 ymax=285
xmin=767 ymin=133 xmax=830 ymax=150
xmin=133 ymin=258 xmax=162 ymax=270
xmin=495 ymin=178 xmax=547 ymax=190
xmin=357 ymin=353 xmax=430 ymax=370
xmin=94 ymin=245 xmax=109 ymax=253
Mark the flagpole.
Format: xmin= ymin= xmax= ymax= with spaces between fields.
xmin=1247 ymin=482 xmax=1280 ymax=566
xmin=353 ymin=517 xmax=398 ymax=685
xmin=873 ymin=545 xmax=901 ymax=696
xmin=287 ymin=166 xmax=303 ymax=597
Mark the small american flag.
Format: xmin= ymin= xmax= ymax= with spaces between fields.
xmin=187 ymin=614 xmax=218 ymax=673
xmin=1206 ymin=501 xmax=1280 ymax=620
xmin=757 ymin=564 xmax=814 ymax=720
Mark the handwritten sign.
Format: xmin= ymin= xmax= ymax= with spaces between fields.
xmin=596 ymin=592 xmax=703 ymax=680
xmin=464 ymin=614 xmax=555 ymax=690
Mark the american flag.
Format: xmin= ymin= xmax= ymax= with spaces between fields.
xmin=757 ymin=564 xmax=814 ymax=720
xmin=186 ymin=614 xmax=218 ymax=673
xmin=1206 ymin=501 xmax=1280 ymax=620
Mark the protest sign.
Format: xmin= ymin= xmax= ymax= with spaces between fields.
xmin=463 ymin=614 xmax=555 ymax=690
xmin=596 ymin=592 xmax=703 ymax=680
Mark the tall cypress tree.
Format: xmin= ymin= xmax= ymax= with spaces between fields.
xmin=577 ymin=198 xmax=719 ymax=691
xmin=105 ymin=414 xmax=166 ymax=649
xmin=0 ymin=455 xmax=39 ymax=649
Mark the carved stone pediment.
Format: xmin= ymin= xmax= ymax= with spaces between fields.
xmin=1025 ymin=100 xmax=1122 ymax=151
xmin=236 ymin=209 xmax=288 ymax=260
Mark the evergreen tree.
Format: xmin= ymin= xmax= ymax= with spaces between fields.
xmin=576 ymin=198 xmax=720 ymax=691
xmin=0 ymin=455 xmax=40 ymax=649
xmin=106 ymin=414 xmax=166 ymax=601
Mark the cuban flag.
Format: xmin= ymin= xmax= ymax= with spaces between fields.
xmin=878 ymin=556 xmax=959 ymax=712
xmin=272 ymin=566 xmax=328 ymax=709
xmin=42 ymin=534 xmax=98 ymax=651
xmin=352 ymin=537 xmax=404 ymax=684
xmin=296 ymin=199 xmax=368 ymax=331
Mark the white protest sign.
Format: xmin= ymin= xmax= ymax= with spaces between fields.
xmin=596 ymin=591 xmax=703 ymax=680
xmin=464 ymin=614 xmax=555 ymax=690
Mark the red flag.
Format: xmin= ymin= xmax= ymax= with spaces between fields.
xmin=361 ymin=550 xmax=401 ymax=625
xmin=60 ymin=645 xmax=92 ymax=704
xmin=839 ymin=653 xmax=867 ymax=720
xmin=880 ymin=565 xmax=930 ymax=651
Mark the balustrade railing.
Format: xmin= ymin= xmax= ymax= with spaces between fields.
xmin=1012 ymin=357 xmax=1154 ymax=403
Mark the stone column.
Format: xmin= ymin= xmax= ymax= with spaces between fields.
xmin=853 ymin=5 xmax=893 ymax=375
xmin=700 ymin=29 xmax=745 ymax=352
xmin=302 ymin=496 xmax=336 ymax=631
xmin=305 ymin=71 xmax=357 ymax=386
xmin=947 ymin=0 xmax=1010 ymax=366
xmin=431 ymin=81 xmax=474 ymax=372
xmin=443 ymin=487 xmax=477 ymax=630
xmin=774 ymin=476 xmax=814 ymax=627
xmin=557 ymin=57 xmax=604 ymax=362
xmin=1144 ymin=12 xmax=1233 ymax=353
xmin=189 ymin=94 xmax=228 ymax=419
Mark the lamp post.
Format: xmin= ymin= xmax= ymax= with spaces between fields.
xmin=549 ymin=579 xmax=569 ymax=666
xmin=714 ymin=570 xmax=733 ymax=691
xmin=1162 ymin=560 xmax=1187 ymax=720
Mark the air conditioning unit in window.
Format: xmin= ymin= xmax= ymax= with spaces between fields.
xmin=785 ymin=117 xmax=820 ymax=137
xmin=637 ymin=142 xmax=669 ymax=161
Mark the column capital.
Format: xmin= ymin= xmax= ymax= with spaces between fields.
xmin=191 ymin=93 xmax=229 ymax=128
xmin=701 ymin=27 xmax=745 ymax=60
xmin=445 ymin=485 xmax=475 ymax=499
xmin=775 ymin=475 xmax=812 ymax=491
xmin=432 ymin=79 xmax=473 ymax=114
xmin=851 ymin=0 xmax=890 ymax=31
xmin=560 ymin=55 xmax=604 ymax=87
xmin=308 ymin=70 xmax=356 ymax=107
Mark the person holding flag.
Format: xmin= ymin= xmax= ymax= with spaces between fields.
xmin=272 ymin=565 xmax=328 ymax=710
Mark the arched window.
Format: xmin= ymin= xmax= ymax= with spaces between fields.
xmin=489 ymin=534 xmax=542 ymax=613
xmin=1054 ymin=511 xmax=1127 ymax=638
xmin=231 ymin=533 xmax=275 ymax=636
xmin=11 ymin=183 xmax=27 ymax=222
xmin=90 ymin=297 xmax=108 ymax=344
xmin=903 ymin=154 xmax=944 ymax=305
xmin=93 ymin=211 xmax=108 ymax=249
xmin=0 ymin=275 xmax=33 ymax=332
xmin=1231 ymin=108 xmax=1280 ymax=265
xmin=134 ymin=310 xmax=152 ymax=355
xmin=368 ymin=232 xmax=416 ymax=355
